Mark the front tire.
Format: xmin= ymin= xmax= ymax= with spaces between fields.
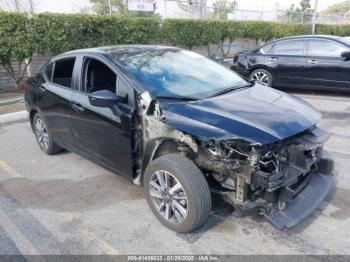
xmin=32 ymin=114 xmax=62 ymax=155
xmin=144 ymin=154 xmax=211 ymax=233
xmin=249 ymin=68 xmax=273 ymax=86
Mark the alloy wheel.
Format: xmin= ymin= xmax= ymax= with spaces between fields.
xmin=251 ymin=71 xmax=270 ymax=86
xmin=149 ymin=170 xmax=188 ymax=224
xmin=34 ymin=118 xmax=49 ymax=150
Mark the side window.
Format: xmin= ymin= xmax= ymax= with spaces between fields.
xmin=308 ymin=40 xmax=347 ymax=57
xmin=44 ymin=63 xmax=53 ymax=81
xmin=273 ymin=40 xmax=304 ymax=56
xmin=83 ymin=58 xmax=116 ymax=94
xmin=117 ymin=77 xmax=133 ymax=105
xmin=52 ymin=58 xmax=75 ymax=88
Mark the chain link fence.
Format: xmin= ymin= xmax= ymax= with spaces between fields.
xmin=1 ymin=0 xmax=350 ymax=24
xmin=161 ymin=1 xmax=350 ymax=24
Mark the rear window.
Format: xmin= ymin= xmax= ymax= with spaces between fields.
xmin=273 ymin=40 xmax=304 ymax=56
xmin=52 ymin=58 xmax=76 ymax=88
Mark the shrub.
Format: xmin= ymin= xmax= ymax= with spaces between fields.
xmin=31 ymin=14 xmax=161 ymax=54
xmin=1 ymin=11 xmax=350 ymax=88
xmin=161 ymin=19 xmax=206 ymax=49
xmin=0 ymin=12 xmax=34 ymax=87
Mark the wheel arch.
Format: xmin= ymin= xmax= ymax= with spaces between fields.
xmin=248 ymin=66 xmax=274 ymax=86
xmin=29 ymin=109 xmax=38 ymax=130
xmin=249 ymin=65 xmax=273 ymax=75
xmin=134 ymin=138 xmax=196 ymax=186
xmin=153 ymin=139 xmax=180 ymax=159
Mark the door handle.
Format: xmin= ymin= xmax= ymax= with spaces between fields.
xmin=268 ymin=57 xmax=278 ymax=62
xmin=38 ymin=85 xmax=46 ymax=92
xmin=307 ymin=59 xmax=318 ymax=64
xmin=72 ymin=103 xmax=84 ymax=113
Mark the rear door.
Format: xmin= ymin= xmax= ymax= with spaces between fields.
xmin=263 ymin=39 xmax=307 ymax=88
xmin=303 ymin=39 xmax=350 ymax=89
xmin=69 ymin=55 xmax=135 ymax=177
xmin=36 ymin=57 xmax=76 ymax=147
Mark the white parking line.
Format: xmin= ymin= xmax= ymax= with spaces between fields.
xmin=0 ymin=207 xmax=40 ymax=256
xmin=0 ymin=158 xmax=121 ymax=255
xmin=0 ymin=111 xmax=28 ymax=125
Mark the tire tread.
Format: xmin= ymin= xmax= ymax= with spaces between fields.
xmin=144 ymin=154 xmax=211 ymax=233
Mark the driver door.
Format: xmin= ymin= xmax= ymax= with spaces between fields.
xmin=70 ymin=55 xmax=134 ymax=177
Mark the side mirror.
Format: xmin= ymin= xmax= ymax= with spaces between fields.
xmin=88 ymin=90 xmax=118 ymax=107
xmin=341 ymin=51 xmax=350 ymax=60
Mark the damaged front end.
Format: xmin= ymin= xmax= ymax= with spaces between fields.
xmin=196 ymin=127 xmax=334 ymax=229
xmin=135 ymin=89 xmax=334 ymax=230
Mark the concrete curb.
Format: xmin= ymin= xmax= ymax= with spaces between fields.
xmin=0 ymin=96 xmax=24 ymax=106
xmin=0 ymin=111 xmax=28 ymax=125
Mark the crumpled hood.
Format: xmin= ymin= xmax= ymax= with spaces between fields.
xmin=160 ymin=85 xmax=321 ymax=145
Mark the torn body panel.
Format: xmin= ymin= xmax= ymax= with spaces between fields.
xmin=132 ymin=91 xmax=198 ymax=185
xmin=133 ymin=90 xmax=333 ymax=229
xmin=195 ymin=126 xmax=333 ymax=226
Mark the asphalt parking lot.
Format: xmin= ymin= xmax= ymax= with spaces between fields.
xmin=0 ymin=92 xmax=350 ymax=255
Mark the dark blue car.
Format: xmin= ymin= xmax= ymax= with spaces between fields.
xmin=25 ymin=45 xmax=334 ymax=232
xmin=232 ymin=35 xmax=350 ymax=91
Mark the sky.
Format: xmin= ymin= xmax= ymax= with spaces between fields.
xmin=35 ymin=0 xmax=90 ymax=13
xmin=1 ymin=0 xmax=346 ymax=14
xmin=238 ymin=0 xmax=345 ymax=11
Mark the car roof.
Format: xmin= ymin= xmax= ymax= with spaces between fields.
xmin=59 ymin=44 xmax=180 ymax=57
xmin=264 ymin=35 xmax=349 ymax=45
xmin=50 ymin=45 xmax=182 ymax=94
xmin=257 ymin=34 xmax=350 ymax=50
xmin=276 ymin=34 xmax=343 ymax=41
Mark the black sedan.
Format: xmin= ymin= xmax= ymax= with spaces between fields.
xmin=25 ymin=45 xmax=333 ymax=232
xmin=231 ymin=35 xmax=350 ymax=91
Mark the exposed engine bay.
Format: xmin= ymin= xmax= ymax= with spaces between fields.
xmin=196 ymin=126 xmax=332 ymax=213
xmin=135 ymin=91 xmax=334 ymax=228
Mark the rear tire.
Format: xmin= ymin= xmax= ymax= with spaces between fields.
xmin=249 ymin=68 xmax=273 ymax=87
xmin=144 ymin=154 xmax=211 ymax=233
xmin=32 ymin=114 xmax=62 ymax=155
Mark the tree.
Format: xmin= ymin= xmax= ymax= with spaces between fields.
xmin=286 ymin=0 xmax=313 ymax=23
xmin=322 ymin=1 xmax=350 ymax=17
xmin=0 ymin=12 xmax=34 ymax=88
xmin=300 ymin=0 xmax=311 ymax=11
xmin=212 ymin=0 xmax=237 ymax=20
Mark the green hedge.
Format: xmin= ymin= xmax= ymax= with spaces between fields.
xmin=0 ymin=12 xmax=34 ymax=86
xmin=31 ymin=14 xmax=161 ymax=54
xmin=2 ymin=11 xmax=350 ymax=86
xmin=2 ymin=12 xmax=350 ymax=57
xmin=0 ymin=12 xmax=32 ymax=64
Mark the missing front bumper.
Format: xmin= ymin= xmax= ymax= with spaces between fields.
xmin=264 ymin=158 xmax=334 ymax=230
xmin=265 ymin=173 xmax=334 ymax=229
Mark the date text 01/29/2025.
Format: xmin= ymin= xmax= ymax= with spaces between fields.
xmin=127 ymin=255 xmax=219 ymax=261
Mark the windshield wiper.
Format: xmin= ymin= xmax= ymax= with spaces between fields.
xmin=155 ymin=95 xmax=198 ymax=101
xmin=209 ymin=83 xmax=254 ymax=98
